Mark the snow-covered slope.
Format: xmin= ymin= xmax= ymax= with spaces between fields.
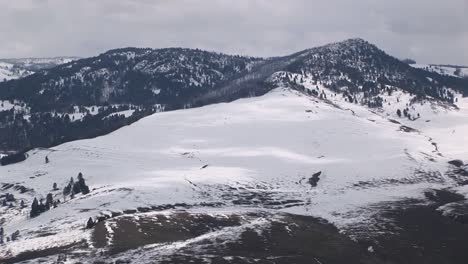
xmin=3 ymin=86 xmax=468 ymax=260
xmin=412 ymin=64 xmax=468 ymax=78
xmin=0 ymin=62 xmax=32 ymax=81
xmin=0 ymin=57 xmax=79 ymax=82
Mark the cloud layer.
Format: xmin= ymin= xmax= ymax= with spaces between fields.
xmin=0 ymin=0 xmax=466 ymax=64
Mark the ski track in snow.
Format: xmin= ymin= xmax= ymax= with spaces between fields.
xmin=2 ymin=86 xmax=468 ymax=258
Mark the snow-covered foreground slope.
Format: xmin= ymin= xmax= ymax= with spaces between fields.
xmin=1 ymin=87 xmax=467 ymax=259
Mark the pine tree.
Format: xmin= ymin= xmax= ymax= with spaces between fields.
xmin=11 ymin=230 xmax=19 ymax=241
xmin=397 ymin=109 xmax=402 ymax=118
xmin=30 ymin=198 xmax=40 ymax=217
xmin=73 ymin=181 xmax=81 ymax=194
xmin=53 ymin=182 xmax=58 ymax=191
xmin=38 ymin=200 xmax=46 ymax=213
xmin=82 ymin=185 xmax=90 ymax=195
xmin=86 ymin=217 xmax=95 ymax=229
xmin=76 ymin=172 xmax=90 ymax=195
xmin=45 ymin=193 xmax=53 ymax=210
xmin=63 ymin=181 xmax=72 ymax=197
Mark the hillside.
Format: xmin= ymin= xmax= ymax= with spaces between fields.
xmin=1 ymin=85 xmax=468 ymax=262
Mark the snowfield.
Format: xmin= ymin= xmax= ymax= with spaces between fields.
xmin=1 ymin=87 xmax=468 ymax=259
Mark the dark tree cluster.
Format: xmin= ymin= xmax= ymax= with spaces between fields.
xmin=0 ymin=48 xmax=260 ymax=111
xmin=30 ymin=173 xmax=91 ymax=218
xmin=0 ymin=227 xmax=20 ymax=244
xmin=1 ymin=193 xmax=15 ymax=207
xmin=30 ymin=193 xmax=58 ymax=218
xmin=0 ymin=106 xmax=155 ymax=162
xmin=63 ymin=172 xmax=90 ymax=199
xmin=0 ymin=152 xmax=27 ymax=166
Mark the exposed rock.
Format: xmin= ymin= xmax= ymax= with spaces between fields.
xmin=448 ymin=160 xmax=464 ymax=167
xmin=309 ymin=171 xmax=322 ymax=187
xmin=424 ymin=189 xmax=465 ymax=205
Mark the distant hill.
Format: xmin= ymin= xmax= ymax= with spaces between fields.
xmin=0 ymin=57 xmax=79 ymax=82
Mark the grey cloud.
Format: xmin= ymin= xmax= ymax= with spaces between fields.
xmin=0 ymin=0 xmax=466 ymax=65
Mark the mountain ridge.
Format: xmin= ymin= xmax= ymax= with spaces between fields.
xmin=0 ymin=38 xmax=467 ymax=154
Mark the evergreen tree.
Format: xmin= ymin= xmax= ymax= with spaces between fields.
xmin=45 ymin=193 xmax=53 ymax=210
xmin=63 ymin=180 xmax=72 ymax=197
xmin=397 ymin=109 xmax=402 ymax=117
xmin=5 ymin=193 xmax=15 ymax=202
xmin=38 ymin=200 xmax=46 ymax=213
xmin=82 ymin=185 xmax=90 ymax=195
xmin=53 ymin=182 xmax=58 ymax=191
xmin=11 ymin=230 xmax=19 ymax=241
xmin=73 ymin=181 xmax=81 ymax=194
xmin=77 ymin=172 xmax=90 ymax=194
xmin=86 ymin=217 xmax=95 ymax=229
xmin=30 ymin=198 xmax=40 ymax=217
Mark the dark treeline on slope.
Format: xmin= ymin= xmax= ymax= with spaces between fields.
xmin=0 ymin=106 xmax=156 ymax=164
xmin=0 ymin=48 xmax=261 ymax=111
xmin=1 ymin=39 xmax=467 ymax=158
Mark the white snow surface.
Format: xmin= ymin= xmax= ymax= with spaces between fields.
xmin=1 ymin=87 xmax=467 ymax=257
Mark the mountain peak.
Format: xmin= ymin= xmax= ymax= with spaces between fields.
xmin=324 ymin=37 xmax=377 ymax=51
xmin=341 ymin=37 xmax=369 ymax=44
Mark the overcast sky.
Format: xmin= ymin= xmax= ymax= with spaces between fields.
xmin=0 ymin=0 xmax=467 ymax=64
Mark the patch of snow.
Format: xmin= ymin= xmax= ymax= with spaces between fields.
xmin=104 ymin=109 xmax=135 ymax=119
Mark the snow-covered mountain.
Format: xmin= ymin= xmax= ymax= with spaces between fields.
xmin=1 ymin=39 xmax=467 ymax=154
xmin=0 ymin=57 xmax=78 ymax=82
xmin=2 ymin=39 xmax=468 ymax=263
